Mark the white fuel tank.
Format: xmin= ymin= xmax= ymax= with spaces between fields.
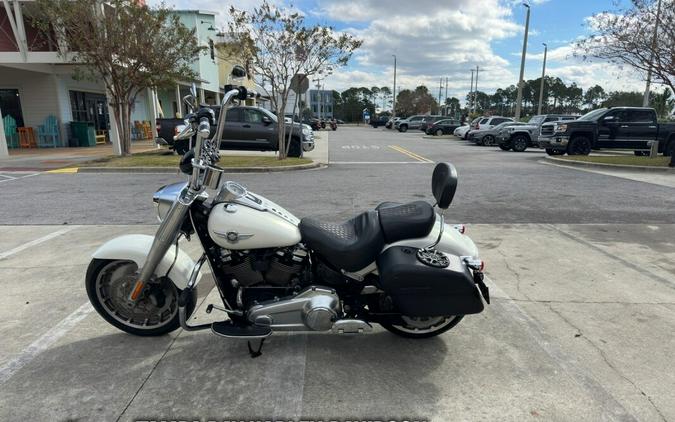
xmin=208 ymin=202 xmax=301 ymax=250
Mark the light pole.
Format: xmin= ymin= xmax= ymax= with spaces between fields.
xmin=642 ymin=0 xmax=662 ymax=107
xmin=312 ymin=78 xmax=322 ymax=120
xmin=445 ymin=76 xmax=448 ymax=116
xmin=469 ymin=69 xmax=475 ymax=115
xmin=514 ymin=2 xmax=530 ymax=120
xmin=474 ymin=66 xmax=479 ymax=114
xmin=392 ymin=55 xmax=397 ymax=119
xmin=537 ymin=42 xmax=547 ymax=115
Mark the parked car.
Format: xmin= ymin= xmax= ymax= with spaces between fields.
xmin=474 ymin=116 xmax=514 ymax=131
xmin=165 ymin=105 xmax=314 ymax=157
xmin=470 ymin=121 xmax=526 ymax=146
xmin=426 ymin=119 xmax=461 ymax=136
xmin=396 ymin=115 xmax=429 ymax=132
xmin=462 ymin=117 xmax=484 ymax=138
xmin=370 ymin=116 xmax=391 ymax=128
xmin=498 ymin=114 xmax=578 ymax=152
xmin=156 ymin=117 xmax=184 ymax=147
xmin=537 ymin=107 xmax=675 ymax=156
xmin=419 ymin=116 xmax=446 ymax=132
xmin=386 ymin=117 xmax=401 ymax=129
xmin=285 ymin=117 xmax=315 ymax=143
xmin=453 ymin=125 xmax=471 ymax=138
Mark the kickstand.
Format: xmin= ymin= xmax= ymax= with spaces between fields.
xmin=247 ymin=338 xmax=265 ymax=358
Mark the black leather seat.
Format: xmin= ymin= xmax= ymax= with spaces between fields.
xmin=376 ymin=201 xmax=436 ymax=243
xmin=300 ymin=202 xmax=436 ymax=271
xmin=299 ymin=211 xmax=384 ymax=272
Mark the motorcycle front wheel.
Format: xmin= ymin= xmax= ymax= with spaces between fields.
xmin=380 ymin=315 xmax=464 ymax=339
xmin=85 ymin=259 xmax=197 ymax=336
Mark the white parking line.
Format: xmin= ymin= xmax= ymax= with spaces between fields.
xmin=0 ymin=226 xmax=76 ymax=260
xmin=0 ymin=172 xmax=40 ymax=184
xmin=0 ymin=302 xmax=94 ymax=385
xmin=332 ymin=161 xmax=432 ymax=165
xmin=0 ymin=174 xmax=17 ymax=180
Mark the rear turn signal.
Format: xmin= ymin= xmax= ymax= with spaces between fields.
xmin=463 ymin=257 xmax=485 ymax=272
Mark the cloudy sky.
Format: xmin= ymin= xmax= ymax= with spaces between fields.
xmin=149 ymin=0 xmax=654 ymax=103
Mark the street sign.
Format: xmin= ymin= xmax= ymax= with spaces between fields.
xmin=290 ymin=74 xmax=309 ymax=93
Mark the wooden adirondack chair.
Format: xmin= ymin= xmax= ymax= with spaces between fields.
xmin=37 ymin=115 xmax=60 ymax=148
xmin=2 ymin=115 xmax=19 ymax=148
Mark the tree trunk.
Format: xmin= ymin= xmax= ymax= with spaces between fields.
xmin=112 ymin=103 xmax=128 ymax=156
xmin=123 ymin=101 xmax=133 ymax=155
xmin=285 ymin=93 xmax=300 ymax=157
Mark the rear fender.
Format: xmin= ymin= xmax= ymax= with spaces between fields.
xmin=386 ymin=216 xmax=479 ymax=258
xmin=91 ymin=234 xmax=199 ymax=289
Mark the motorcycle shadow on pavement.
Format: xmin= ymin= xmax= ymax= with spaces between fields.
xmin=1 ymin=326 xmax=449 ymax=420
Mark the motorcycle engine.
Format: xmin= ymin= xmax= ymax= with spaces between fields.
xmin=218 ymin=245 xmax=308 ymax=289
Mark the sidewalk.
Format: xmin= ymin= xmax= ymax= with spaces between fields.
xmin=0 ymin=141 xmax=158 ymax=171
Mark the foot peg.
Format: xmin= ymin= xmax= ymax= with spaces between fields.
xmin=211 ymin=320 xmax=272 ymax=339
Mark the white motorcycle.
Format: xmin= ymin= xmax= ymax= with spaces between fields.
xmin=85 ymin=67 xmax=489 ymax=357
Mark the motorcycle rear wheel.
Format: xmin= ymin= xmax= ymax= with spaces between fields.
xmin=85 ymin=259 xmax=196 ymax=336
xmin=380 ymin=315 xmax=464 ymax=339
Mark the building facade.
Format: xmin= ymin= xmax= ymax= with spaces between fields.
xmin=309 ymin=89 xmax=333 ymax=119
xmin=0 ymin=3 xmax=230 ymax=157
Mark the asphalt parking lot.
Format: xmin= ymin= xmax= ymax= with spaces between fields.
xmin=1 ymin=126 xmax=674 ymax=421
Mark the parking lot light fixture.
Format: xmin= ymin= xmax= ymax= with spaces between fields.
xmin=515 ymin=2 xmax=530 ymax=120
xmin=392 ymin=54 xmax=397 ymax=119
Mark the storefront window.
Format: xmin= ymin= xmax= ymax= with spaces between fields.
xmin=0 ymin=89 xmax=25 ymax=127
xmin=69 ymin=91 xmax=110 ymax=131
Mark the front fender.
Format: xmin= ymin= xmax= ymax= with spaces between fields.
xmin=91 ymin=234 xmax=199 ymax=289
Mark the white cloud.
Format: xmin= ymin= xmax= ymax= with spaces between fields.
xmin=317 ymin=0 xmax=522 ymax=96
xmin=146 ymin=0 xmax=654 ymax=99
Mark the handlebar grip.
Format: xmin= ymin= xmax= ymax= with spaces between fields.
xmin=198 ymin=118 xmax=210 ymax=133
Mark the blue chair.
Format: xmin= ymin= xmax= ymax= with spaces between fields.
xmin=37 ymin=115 xmax=60 ymax=148
xmin=3 ymin=115 xmax=18 ymax=148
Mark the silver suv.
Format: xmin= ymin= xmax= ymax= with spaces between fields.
xmin=396 ymin=115 xmax=440 ymax=132
xmin=499 ymin=114 xmax=577 ymax=152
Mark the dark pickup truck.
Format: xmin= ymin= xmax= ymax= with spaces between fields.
xmin=156 ymin=105 xmax=313 ymax=158
xmin=538 ymin=107 xmax=675 ymax=156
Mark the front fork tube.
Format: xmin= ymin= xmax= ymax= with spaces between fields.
xmin=128 ymin=188 xmax=197 ymax=301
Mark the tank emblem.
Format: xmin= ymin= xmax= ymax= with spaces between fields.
xmin=214 ymin=231 xmax=254 ymax=243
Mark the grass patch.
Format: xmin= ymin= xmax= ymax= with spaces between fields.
xmin=559 ymin=155 xmax=671 ymax=167
xmin=79 ymin=151 xmax=312 ymax=168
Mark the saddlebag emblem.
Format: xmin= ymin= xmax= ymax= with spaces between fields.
xmin=214 ymin=231 xmax=254 ymax=243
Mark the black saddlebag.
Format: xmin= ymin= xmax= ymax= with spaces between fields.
xmin=376 ymin=246 xmax=484 ymax=317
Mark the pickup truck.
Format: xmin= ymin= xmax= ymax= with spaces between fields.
xmin=537 ymin=107 xmax=675 ymax=156
xmin=156 ymin=105 xmax=313 ymax=157
xmin=498 ymin=114 xmax=577 ymax=152
xmin=370 ymin=116 xmax=390 ymax=128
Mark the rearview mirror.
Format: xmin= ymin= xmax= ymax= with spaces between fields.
xmin=603 ymin=115 xmax=616 ymax=123
xmin=262 ymin=116 xmax=272 ymax=124
xmin=182 ymin=94 xmax=196 ymax=113
xmin=231 ymin=65 xmax=246 ymax=79
xmin=190 ymin=83 xmax=197 ymax=98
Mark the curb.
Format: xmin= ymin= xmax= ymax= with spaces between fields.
xmin=422 ymin=135 xmax=456 ymax=140
xmin=543 ymin=156 xmax=675 ymax=173
xmin=76 ymin=161 xmax=323 ymax=174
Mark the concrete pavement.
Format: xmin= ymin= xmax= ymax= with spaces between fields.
xmin=0 ymin=224 xmax=673 ymax=421
xmin=1 ymin=126 xmax=674 ymax=421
